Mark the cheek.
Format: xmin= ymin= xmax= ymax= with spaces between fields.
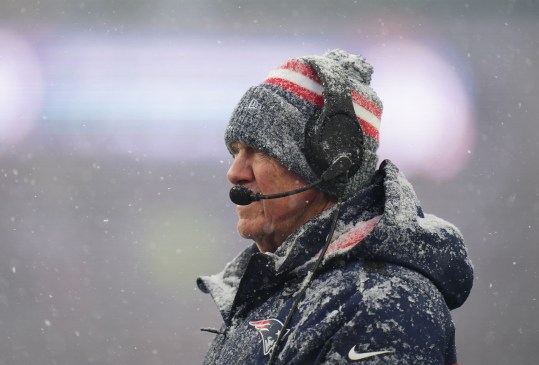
xmin=262 ymin=199 xmax=301 ymax=224
xmin=269 ymin=190 xmax=323 ymax=221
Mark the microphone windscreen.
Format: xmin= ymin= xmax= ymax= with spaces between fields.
xmin=229 ymin=185 xmax=254 ymax=205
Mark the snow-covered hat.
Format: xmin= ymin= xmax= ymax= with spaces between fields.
xmin=225 ymin=49 xmax=383 ymax=197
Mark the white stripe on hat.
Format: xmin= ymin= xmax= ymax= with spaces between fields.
xmin=353 ymin=101 xmax=381 ymax=131
xmin=266 ymin=68 xmax=323 ymax=96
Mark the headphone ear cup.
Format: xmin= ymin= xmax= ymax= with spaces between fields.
xmin=303 ymin=56 xmax=365 ymax=184
xmin=305 ymin=112 xmax=363 ymax=179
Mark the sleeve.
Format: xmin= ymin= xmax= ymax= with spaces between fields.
xmin=312 ymin=275 xmax=457 ymax=365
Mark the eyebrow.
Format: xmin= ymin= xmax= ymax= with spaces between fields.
xmin=229 ymin=142 xmax=241 ymax=155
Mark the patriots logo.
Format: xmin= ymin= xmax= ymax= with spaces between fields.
xmin=249 ymin=318 xmax=290 ymax=356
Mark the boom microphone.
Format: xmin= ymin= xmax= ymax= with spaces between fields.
xmin=229 ymin=155 xmax=353 ymax=206
xmin=229 ymin=181 xmax=322 ymax=206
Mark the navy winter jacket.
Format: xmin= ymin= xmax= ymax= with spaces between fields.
xmin=198 ymin=160 xmax=474 ymax=364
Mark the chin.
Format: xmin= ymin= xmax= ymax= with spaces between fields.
xmin=237 ymin=221 xmax=261 ymax=241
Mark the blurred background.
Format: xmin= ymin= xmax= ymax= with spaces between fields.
xmin=0 ymin=0 xmax=538 ymax=364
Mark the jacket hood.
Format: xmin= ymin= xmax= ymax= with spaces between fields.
xmin=198 ymin=160 xmax=473 ymax=317
xmin=348 ymin=160 xmax=474 ymax=309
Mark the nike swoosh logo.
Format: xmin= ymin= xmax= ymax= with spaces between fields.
xmin=348 ymin=347 xmax=393 ymax=361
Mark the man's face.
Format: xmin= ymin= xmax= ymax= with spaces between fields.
xmin=227 ymin=142 xmax=334 ymax=253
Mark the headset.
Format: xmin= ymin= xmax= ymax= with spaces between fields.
xmin=303 ymin=56 xmax=364 ymax=188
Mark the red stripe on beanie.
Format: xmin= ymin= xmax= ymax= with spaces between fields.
xmin=265 ymin=77 xmax=324 ymax=107
xmin=359 ymin=118 xmax=380 ymax=142
xmin=352 ymin=90 xmax=382 ymax=119
xmin=279 ymin=59 xmax=321 ymax=83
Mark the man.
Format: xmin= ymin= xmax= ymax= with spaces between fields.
xmin=197 ymin=49 xmax=473 ymax=364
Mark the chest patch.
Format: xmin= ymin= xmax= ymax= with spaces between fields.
xmin=249 ymin=318 xmax=289 ymax=356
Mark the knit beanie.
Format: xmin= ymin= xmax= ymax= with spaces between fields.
xmin=225 ymin=49 xmax=383 ymax=198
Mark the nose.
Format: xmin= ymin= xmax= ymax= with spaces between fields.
xmin=227 ymin=151 xmax=254 ymax=186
